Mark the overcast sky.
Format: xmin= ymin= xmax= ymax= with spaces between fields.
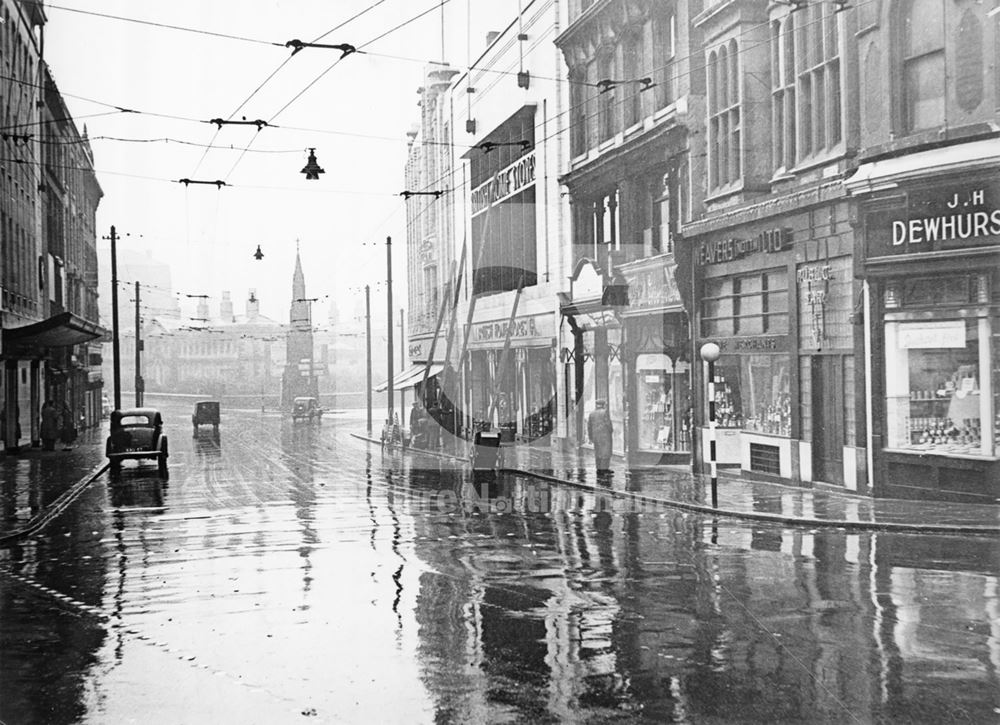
xmin=42 ymin=0 xmax=521 ymax=326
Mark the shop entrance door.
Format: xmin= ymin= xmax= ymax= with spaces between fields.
xmin=811 ymin=356 xmax=844 ymax=485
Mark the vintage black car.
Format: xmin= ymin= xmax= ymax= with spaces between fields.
xmin=291 ymin=397 xmax=323 ymax=422
xmin=106 ymin=408 xmax=169 ymax=477
xmin=192 ymin=400 xmax=220 ymax=434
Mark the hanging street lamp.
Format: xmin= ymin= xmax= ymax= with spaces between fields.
xmin=301 ymin=148 xmax=325 ymax=180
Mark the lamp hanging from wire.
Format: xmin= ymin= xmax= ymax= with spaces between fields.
xmin=301 ymin=148 xmax=325 ymax=180
xmin=253 ymin=245 xmax=264 ymax=260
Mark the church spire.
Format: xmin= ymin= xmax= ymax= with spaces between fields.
xmin=292 ymin=239 xmax=306 ymax=300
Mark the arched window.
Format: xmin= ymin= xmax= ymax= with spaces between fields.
xmin=707 ymin=41 xmax=741 ymax=189
xmin=899 ymin=0 xmax=945 ymax=133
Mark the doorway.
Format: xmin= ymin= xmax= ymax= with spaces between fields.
xmin=811 ymin=355 xmax=844 ymax=485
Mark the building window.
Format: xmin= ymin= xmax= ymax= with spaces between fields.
xmin=623 ymin=32 xmax=643 ymax=129
xmin=707 ymin=41 xmax=741 ymax=189
xmin=701 ymin=269 xmax=789 ymax=337
xmin=898 ymin=0 xmax=945 ymax=133
xmin=653 ymin=10 xmax=676 ymax=110
xmin=771 ymin=18 xmax=796 ymax=171
xmin=795 ymin=3 xmax=841 ymax=157
xmin=598 ymin=52 xmax=616 ymax=142
xmin=569 ymin=70 xmax=588 ymax=156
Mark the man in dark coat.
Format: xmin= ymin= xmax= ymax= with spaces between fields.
xmin=40 ymin=400 xmax=59 ymax=451
xmin=587 ymin=399 xmax=614 ymax=473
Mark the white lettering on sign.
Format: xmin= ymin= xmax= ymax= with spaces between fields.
xmin=891 ymin=187 xmax=1000 ymax=246
xmin=898 ymin=321 xmax=966 ymax=349
xmin=471 ymin=152 xmax=536 ymax=216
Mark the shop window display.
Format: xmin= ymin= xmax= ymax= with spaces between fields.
xmin=885 ymin=318 xmax=995 ymax=456
xmin=712 ymin=355 xmax=791 ymax=436
xmin=636 ymin=353 xmax=691 ymax=451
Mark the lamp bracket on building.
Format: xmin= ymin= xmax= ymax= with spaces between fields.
xmin=399 ymin=190 xmax=445 ymax=199
xmin=597 ymin=78 xmax=654 ymax=94
xmin=208 ymin=118 xmax=270 ymax=130
xmin=177 ymin=179 xmax=227 ymax=188
xmin=285 ymin=39 xmax=357 ymax=58
xmin=478 ymin=140 xmax=531 ymax=154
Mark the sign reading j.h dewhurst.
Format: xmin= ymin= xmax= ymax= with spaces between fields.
xmin=869 ymin=181 xmax=1000 ymax=255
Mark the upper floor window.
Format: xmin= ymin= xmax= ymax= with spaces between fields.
xmin=795 ymin=3 xmax=842 ymax=156
xmin=653 ymin=10 xmax=677 ymax=110
xmin=623 ymin=33 xmax=643 ymax=129
xmin=570 ymin=70 xmax=588 ymax=156
xmin=899 ymin=0 xmax=945 ymax=133
xmin=771 ymin=18 xmax=796 ymax=171
xmin=707 ymin=40 xmax=741 ymax=190
xmin=598 ymin=53 xmax=616 ymax=142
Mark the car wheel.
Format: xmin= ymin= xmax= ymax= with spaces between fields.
xmin=158 ymin=452 xmax=168 ymax=478
xmin=110 ymin=459 xmax=121 ymax=476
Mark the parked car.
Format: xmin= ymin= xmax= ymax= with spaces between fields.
xmin=291 ymin=397 xmax=323 ymax=422
xmin=192 ymin=400 xmax=220 ymax=434
xmin=106 ymin=408 xmax=169 ymax=478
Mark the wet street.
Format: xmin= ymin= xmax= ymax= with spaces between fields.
xmin=1 ymin=400 xmax=998 ymax=724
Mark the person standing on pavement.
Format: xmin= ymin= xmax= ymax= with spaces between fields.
xmin=587 ymin=399 xmax=614 ymax=473
xmin=59 ymin=402 xmax=76 ymax=450
xmin=40 ymin=400 xmax=59 ymax=451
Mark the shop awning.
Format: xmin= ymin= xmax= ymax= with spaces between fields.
xmin=2 ymin=311 xmax=106 ymax=355
xmin=374 ymin=363 xmax=445 ymax=393
xmin=845 ymin=138 xmax=1000 ymax=194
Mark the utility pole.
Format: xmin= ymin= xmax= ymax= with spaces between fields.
xmin=134 ymin=281 xmax=143 ymax=407
xmin=398 ymin=308 xmax=405 ymax=412
xmin=386 ymin=236 xmax=394 ymax=427
xmin=365 ymin=284 xmax=372 ymax=434
xmin=110 ymin=225 xmax=121 ymax=411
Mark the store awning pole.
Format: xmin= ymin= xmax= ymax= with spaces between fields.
xmin=437 ymin=238 xmax=468 ymax=392
xmin=487 ymin=279 xmax=524 ymax=426
xmin=421 ymin=255 xmax=459 ymax=394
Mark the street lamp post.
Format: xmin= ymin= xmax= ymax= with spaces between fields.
xmin=109 ymin=225 xmax=121 ymax=411
xmin=385 ymin=236 xmax=394 ymax=429
xmin=365 ymin=285 xmax=372 ymax=434
xmin=700 ymin=342 xmax=721 ymax=508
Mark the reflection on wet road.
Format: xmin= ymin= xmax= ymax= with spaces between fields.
xmin=1 ymin=401 xmax=998 ymax=723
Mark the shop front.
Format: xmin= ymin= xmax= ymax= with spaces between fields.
xmin=687 ymin=200 xmax=863 ymax=486
xmin=465 ymin=310 xmax=556 ymax=443
xmin=849 ymin=156 xmax=1000 ymax=503
xmin=620 ymin=255 xmax=691 ymax=464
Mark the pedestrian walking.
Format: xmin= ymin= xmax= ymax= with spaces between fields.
xmin=587 ymin=399 xmax=614 ymax=474
xmin=59 ymin=402 xmax=77 ymax=450
xmin=40 ymin=400 xmax=59 ymax=451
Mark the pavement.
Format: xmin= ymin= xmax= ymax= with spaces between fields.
xmin=360 ymin=431 xmax=1000 ymax=535
xmin=0 ymin=424 xmax=108 ymax=541
xmin=3 ymin=418 xmax=998 ymax=538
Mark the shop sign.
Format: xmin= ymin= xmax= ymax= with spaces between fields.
xmin=472 ymin=313 xmax=553 ymax=346
xmin=798 ymin=264 xmax=834 ymax=346
xmin=409 ymin=342 xmax=425 ymax=360
xmin=898 ymin=321 xmax=966 ymax=349
xmin=697 ymin=228 xmax=786 ymax=266
xmin=706 ymin=335 xmax=788 ymax=352
xmin=622 ymin=262 xmax=682 ymax=312
xmin=471 ymin=152 xmax=536 ymax=216
xmin=868 ymin=182 xmax=1000 ymax=256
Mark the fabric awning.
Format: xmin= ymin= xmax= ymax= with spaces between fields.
xmin=3 ymin=311 xmax=106 ymax=355
xmin=374 ymin=363 xmax=445 ymax=393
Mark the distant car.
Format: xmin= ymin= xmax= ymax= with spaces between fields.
xmin=291 ymin=397 xmax=323 ymax=422
xmin=106 ymin=408 xmax=169 ymax=478
xmin=192 ymin=400 xmax=220 ymax=434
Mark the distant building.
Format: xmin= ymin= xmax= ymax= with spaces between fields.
xmin=281 ymin=249 xmax=319 ymax=406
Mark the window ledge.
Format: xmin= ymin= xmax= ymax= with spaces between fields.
xmin=883 ymin=448 xmax=999 ymax=462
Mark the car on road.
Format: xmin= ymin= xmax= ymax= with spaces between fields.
xmin=291 ymin=397 xmax=323 ymax=422
xmin=106 ymin=408 xmax=169 ymax=477
xmin=192 ymin=400 xmax=221 ymax=435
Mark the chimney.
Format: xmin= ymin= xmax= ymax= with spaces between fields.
xmin=246 ymin=289 xmax=260 ymax=317
xmin=220 ymin=290 xmax=234 ymax=322
xmin=486 ymin=30 xmax=500 ymax=46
